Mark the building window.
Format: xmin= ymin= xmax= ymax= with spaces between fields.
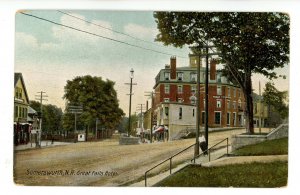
xmin=227 ymin=100 xmax=230 ymax=109
xmin=18 ymin=107 xmax=22 ymax=118
xmin=191 ymin=85 xmax=196 ymax=93
xmin=179 ymin=107 xmax=182 ymax=119
xmin=164 ymin=72 xmax=170 ymax=80
xmin=25 ymin=108 xmax=27 ymax=118
xmin=216 ymin=100 xmax=221 ymax=108
xmin=15 ymin=106 xmax=18 ymax=118
xmin=233 ymin=101 xmax=236 ymax=109
xmin=238 ymin=89 xmax=241 ymax=98
xmin=227 ymin=87 xmax=231 ymax=97
xmin=215 ymin=112 xmax=221 ymax=125
xmin=203 ymin=99 xmax=206 ymax=108
xmin=217 ymin=73 xmax=221 ymax=83
xmin=165 ymin=85 xmax=170 ymax=94
xmin=23 ymin=107 xmax=25 ymax=118
xmin=177 ymin=72 xmax=183 ymax=81
xmin=217 ymin=86 xmax=222 ymax=95
xmin=15 ymin=87 xmax=23 ymax=99
xmin=164 ymin=98 xmax=170 ymax=103
xmin=165 ymin=107 xmax=169 ymax=117
xmin=227 ymin=113 xmax=230 ymax=125
xmin=178 ymin=98 xmax=183 ymax=103
xmin=178 ymin=85 xmax=183 ymax=94
xmin=238 ymin=101 xmax=242 ymax=110
xmin=190 ymin=73 xmax=197 ymax=82
xmin=233 ymin=112 xmax=236 ymax=126
xmin=233 ymin=88 xmax=236 ymax=97
xmin=191 ymin=98 xmax=196 ymax=105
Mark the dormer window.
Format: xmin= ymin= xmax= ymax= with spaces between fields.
xmin=164 ymin=72 xmax=170 ymax=81
xmin=177 ymin=72 xmax=183 ymax=81
xmin=190 ymin=73 xmax=197 ymax=82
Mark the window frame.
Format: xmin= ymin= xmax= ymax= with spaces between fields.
xmin=214 ymin=111 xmax=221 ymax=125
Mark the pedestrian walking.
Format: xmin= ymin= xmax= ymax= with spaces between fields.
xmin=199 ymin=134 xmax=208 ymax=155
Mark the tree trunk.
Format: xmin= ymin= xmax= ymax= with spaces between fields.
xmin=243 ymin=70 xmax=254 ymax=134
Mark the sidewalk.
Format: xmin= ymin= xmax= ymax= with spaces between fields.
xmin=130 ymin=146 xmax=288 ymax=187
xmin=14 ymin=140 xmax=73 ymax=151
xmin=130 ymin=146 xmax=229 ymax=187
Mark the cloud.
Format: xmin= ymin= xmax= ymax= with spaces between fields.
xmin=52 ymin=13 xmax=115 ymax=45
xmin=123 ymin=23 xmax=158 ymax=41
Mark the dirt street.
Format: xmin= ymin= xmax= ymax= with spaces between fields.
xmin=13 ymin=128 xmax=270 ymax=186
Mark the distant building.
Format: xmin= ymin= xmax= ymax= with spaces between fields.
xmin=152 ymin=56 xmax=246 ymax=140
xmin=252 ymin=93 xmax=268 ymax=128
xmin=14 ymin=73 xmax=31 ymax=145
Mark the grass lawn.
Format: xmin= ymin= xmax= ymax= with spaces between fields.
xmin=155 ymin=161 xmax=288 ymax=187
xmin=233 ymin=137 xmax=288 ymax=156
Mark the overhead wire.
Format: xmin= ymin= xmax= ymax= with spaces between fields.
xmin=57 ymin=10 xmax=171 ymax=49
xmin=20 ymin=12 xmax=187 ymax=59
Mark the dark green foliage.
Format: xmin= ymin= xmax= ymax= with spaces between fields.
xmin=263 ymin=82 xmax=289 ymax=120
xmin=234 ymin=137 xmax=288 ymax=156
xmin=154 ymin=12 xmax=289 ymax=134
xmin=30 ymin=101 xmax=63 ymax=134
xmin=155 ymin=162 xmax=288 ymax=187
xmin=63 ymin=75 xmax=124 ymax=132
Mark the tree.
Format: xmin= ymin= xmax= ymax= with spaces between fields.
xmin=29 ymin=101 xmax=63 ymax=135
xmin=63 ymin=75 xmax=124 ymax=133
xmin=263 ymin=82 xmax=289 ymax=121
xmin=154 ymin=12 xmax=289 ymax=133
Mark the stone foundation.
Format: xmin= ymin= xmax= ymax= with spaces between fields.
xmin=119 ymin=135 xmax=140 ymax=145
xmin=231 ymin=124 xmax=288 ymax=151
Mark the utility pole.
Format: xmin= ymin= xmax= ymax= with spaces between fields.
xmin=35 ymin=91 xmax=48 ymax=147
xmin=204 ymin=45 xmax=209 ymax=151
xmin=145 ymin=91 xmax=159 ymax=143
xmin=189 ymin=49 xmax=201 ymax=156
xmin=125 ymin=68 xmax=137 ymax=137
xmin=136 ymin=104 xmax=146 ymax=130
xmin=259 ymin=81 xmax=262 ymax=134
xmin=190 ymin=43 xmax=220 ymax=155
xmin=137 ymin=104 xmax=146 ymax=141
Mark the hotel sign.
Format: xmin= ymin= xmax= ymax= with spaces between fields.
xmin=213 ymin=95 xmax=231 ymax=99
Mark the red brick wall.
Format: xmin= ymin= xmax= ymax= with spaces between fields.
xmin=210 ymin=59 xmax=217 ymax=80
xmin=154 ymin=82 xmax=245 ymax=128
xmin=170 ymin=57 xmax=176 ymax=79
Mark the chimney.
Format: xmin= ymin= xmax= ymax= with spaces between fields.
xmin=170 ymin=56 xmax=176 ymax=79
xmin=210 ymin=59 xmax=217 ymax=80
xmin=146 ymin=100 xmax=149 ymax=111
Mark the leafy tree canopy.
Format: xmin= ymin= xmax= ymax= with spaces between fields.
xmin=30 ymin=101 xmax=63 ymax=133
xmin=263 ymin=82 xmax=289 ymax=119
xmin=154 ymin=12 xmax=289 ymax=133
xmin=63 ymin=75 xmax=124 ymax=131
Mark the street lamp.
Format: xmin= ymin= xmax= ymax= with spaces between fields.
xmin=128 ymin=68 xmax=134 ymax=137
xmin=130 ymin=68 xmax=134 ymax=79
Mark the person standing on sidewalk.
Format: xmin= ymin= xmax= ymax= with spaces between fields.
xmin=199 ymin=134 xmax=208 ymax=155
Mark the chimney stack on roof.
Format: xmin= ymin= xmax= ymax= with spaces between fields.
xmin=170 ymin=56 xmax=176 ymax=79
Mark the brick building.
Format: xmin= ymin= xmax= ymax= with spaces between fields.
xmin=152 ymin=56 xmax=245 ymax=140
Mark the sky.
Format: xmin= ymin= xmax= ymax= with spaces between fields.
xmin=15 ymin=10 xmax=191 ymax=115
xmin=15 ymin=10 xmax=289 ymax=116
